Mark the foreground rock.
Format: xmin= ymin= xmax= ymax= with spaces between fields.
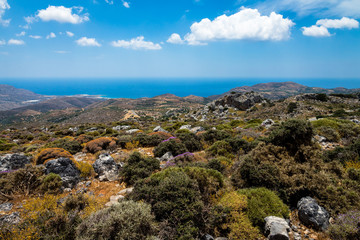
xmin=153 ymin=126 xmax=168 ymax=133
xmin=264 ymin=216 xmax=290 ymax=240
xmin=0 ymin=203 xmax=13 ymax=212
xmin=0 ymin=153 xmax=31 ymax=172
xmin=45 ymin=157 xmax=81 ymax=188
xmin=297 ymin=197 xmax=330 ymax=231
xmin=92 ymin=153 xmax=120 ymax=181
xmin=0 ymin=212 xmax=21 ymax=225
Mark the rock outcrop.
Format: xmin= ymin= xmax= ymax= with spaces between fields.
xmin=0 ymin=153 xmax=31 ymax=172
xmin=45 ymin=158 xmax=81 ymax=188
xmin=264 ymin=216 xmax=290 ymax=240
xmin=297 ymin=197 xmax=330 ymax=231
xmin=92 ymin=153 xmax=121 ymax=181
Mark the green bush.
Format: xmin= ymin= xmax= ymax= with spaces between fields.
xmin=64 ymin=194 xmax=89 ymax=212
xmin=201 ymin=129 xmax=231 ymax=145
xmin=0 ymin=138 xmax=17 ymax=151
xmin=76 ymin=200 xmax=157 ymax=240
xmin=237 ymin=187 xmax=289 ymax=229
xmin=131 ymin=167 xmax=224 ymax=239
xmin=268 ymin=119 xmax=313 ymax=154
xmin=207 ymin=158 xmax=228 ymax=173
xmin=134 ymin=134 xmax=162 ymax=147
xmin=316 ymin=126 xmax=340 ymax=142
xmin=121 ymin=152 xmax=160 ymax=185
xmin=40 ymin=173 xmax=62 ymax=194
xmin=45 ymin=138 xmax=83 ymax=155
xmin=153 ymin=139 xmax=187 ymax=158
xmin=287 ymin=102 xmax=298 ymax=113
xmin=176 ymin=132 xmax=203 ymax=152
xmin=206 ymin=140 xmax=233 ymax=158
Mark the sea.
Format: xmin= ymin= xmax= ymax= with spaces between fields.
xmin=1 ymin=78 xmax=360 ymax=99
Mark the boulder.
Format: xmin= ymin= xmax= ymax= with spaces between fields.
xmin=297 ymin=197 xmax=330 ymax=230
xmin=153 ymin=126 xmax=168 ymax=133
xmin=126 ymin=129 xmax=140 ymax=134
xmin=0 ymin=203 xmax=13 ymax=212
xmin=159 ymin=152 xmax=173 ymax=162
xmin=92 ymin=153 xmax=120 ymax=181
xmin=201 ymin=234 xmax=215 ymax=240
xmin=112 ymin=125 xmax=131 ymax=131
xmin=264 ymin=216 xmax=290 ymax=240
xmin=190 ymin=126 xmax=205 ymax=134
xmin=0 ymin=153 xmax=31 ymax=172
xmin=214 ymin=92 xmax=264 ymax=111
xmin=262 ymin=119 xmax=275 ymax=128
xmin=180 ymin=125 xmax=192 ymax=131
xmin=0 ymin=212 xmax=21 ymax=225
xmin=45 ymin=158 xmax=81 ymax=188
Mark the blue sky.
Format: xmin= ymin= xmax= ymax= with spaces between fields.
xmin=0 ymin=0 xmax=359 ymax=78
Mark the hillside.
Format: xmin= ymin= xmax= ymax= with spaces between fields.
xmin=209 ymin=81 xmax=360 ymax=100
xmin=0 ymin=84 xmax=52 ymax=111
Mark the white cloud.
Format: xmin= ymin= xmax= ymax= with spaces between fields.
xmin=302 ymin=25 xmax=331 ymax=37
xmin=0 ymin=0 xmax=10 ymax=26
xmin=167 ymin=33 xmax=185 ymax=44
xmin=111 ymin=36 xmax=162 ymax=50
xmin=46 ymin=32 xmax=56 ymax=39
xmin=76 ymin=37 xmax=101 ymax=47
xmin=16 ymin=31 xmax=26 ymax=37
xmin=105 ymin=0 xmax=114 ymax=5
xmin=302 ymin=17 xmax=359 ymax=37
xmin=54 ymin=50 xmax=70 ymax=54
xmin=256 ymin=0 xmax=360 ymax=18
xmin=122 ymin=1 xmax=130 ymax=8
xmin=8 ymin=39 xmax=25 ymax=45
xmin=316 ymin=17 xmax=359 ymax=29
xmin=0 ymin=39 xmax=5 ymax=45
xmin=37 ymin=6 xmax=89 ymax=24
xmin=66 ymin=31 xmax=74 ymax=37
xmin=180 ymin=7 xmax=294 ymax=45
xmin=29 ymin=35 xmax=42 ymax=39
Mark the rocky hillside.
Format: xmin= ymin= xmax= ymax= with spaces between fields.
xmin=209 ymin=81 xmax=360 ymax=100
xmin=0 ymin=84 xmax=52 ymax=111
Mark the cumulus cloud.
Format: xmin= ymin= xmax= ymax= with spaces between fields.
xmin=316 ymin=17 xmax=359 ymax=29
xmin=16 ymin=31 xmax=26 ymax=37
xmin=29 ymin=35 xmax=42 ymax=39
xmin=167 ymin=33 xmax=184 ymax=44
xmin=46 ymin=32 xmax=56 ymax=39
xmin=111 ymin=36 xmax=161 ymax=50
xmin=37 ymin=6 xmax=89 ymax=24
xmin=302 ymin=17 xmax=359 ymax=37
xmin=66 ymin=31 xmax=74 ymax=37
xmin=76 ymin=37 xmax=101 ymax=47
xmin=8 ymin=39 xmax=25 ymax=45
xmin=173 ymin=7 xmax=294 ymax=45
xmin=0 ymin=0 xmax=10 ymax=26
xmin=302 ymin=25 xmax=331 ymax=37
xmin=122 ymin=1 xmax=130 ymax=8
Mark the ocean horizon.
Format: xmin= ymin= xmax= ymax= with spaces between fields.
xmin=1 ymin=78 xmax=360 ymax=99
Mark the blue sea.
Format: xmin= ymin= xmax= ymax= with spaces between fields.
xmin=1 ymin=78 xmax=360 ymax=99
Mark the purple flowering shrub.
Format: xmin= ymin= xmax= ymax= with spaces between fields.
xmin=328 ymin=210 xmax=360 ymax=240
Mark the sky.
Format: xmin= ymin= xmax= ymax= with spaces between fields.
xmin=0 ymin=0 xmax=359 ymax=78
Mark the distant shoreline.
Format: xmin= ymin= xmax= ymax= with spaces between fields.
xmin=1 ymin=78 xmax=360 ymax=99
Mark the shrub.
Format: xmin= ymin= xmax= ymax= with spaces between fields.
xmin=153 ymin=139 xmax=187 ymax=158
xmin=225 ymin=137 xmax=253 ymax=154
xmin=74 ymin=161 xmax=95 ymax=178
xmin=206 ymin=140 xmax=233 ymax=158
xmin=316 ymin=126 xmax=340 ymax=142
xmin=0 ymin=164 xmax=44 ymax=200
xmin=40 ymin=173 xmax=62 ymax=194
xmin=0 ymin=138 xmax=17 ymax=151
xmin=84 ymin=137 xmax=116 ymax=153
xmin=268 ymin=119 xmax=313 ymax=154
xmin=201 ymin=129 xmax=231 ymax=145
xmin=315 ymin=93 xmax=328 ymax=102
xmin=76 ymin=200 xmax=157 ymax=240
xmin=328 ymin=210 xmax=360 ymax=240
xmin=121 ymin=152 xmax=160 ymax=185
xmin=36 ymin=148 xmax=73 ymax=165
xmin=75 ymin=134 xmax=94 ymax=144
xmin=237 ymin=187 xmax=289 ymax=229
xmin=287 ymin=102 xmax=298 ymax=113
xmin=176 ymin=132 xmax=203 ymax=152
xmin=134 ymin=134 xmax=162 ymax=147
xmin=207 ymin=158 xmax=228 ymax=173
xmin=45 ymin=138 xmax=82 ymax=154
xmin=214 ymin=192 xmax=261 ymax=239
xmin=64 ymin=194 xmax=90 ymax=212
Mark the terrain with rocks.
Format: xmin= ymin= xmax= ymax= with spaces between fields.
xmin=1 ymin=83 xmax=360 ymax=240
